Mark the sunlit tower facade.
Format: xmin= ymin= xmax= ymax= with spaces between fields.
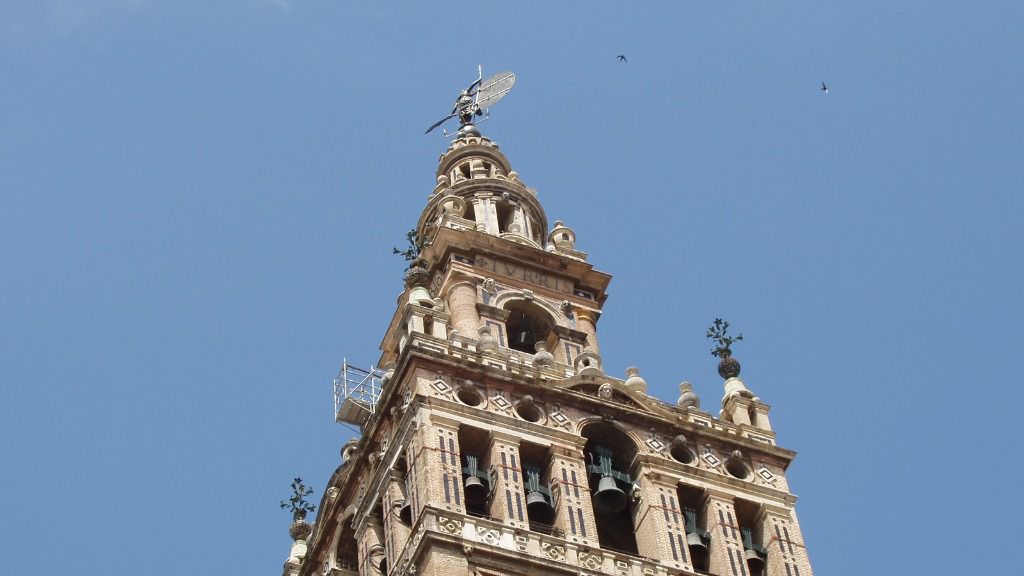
xmin=281 ymin=123 xmax=814 ymax=576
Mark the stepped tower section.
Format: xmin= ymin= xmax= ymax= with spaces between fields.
xmin=284 ymin=129 xmax=813 ymax=576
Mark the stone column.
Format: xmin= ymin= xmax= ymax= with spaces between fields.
xmin=446 ymin=280 xmax=480 ymax=339
xmin=482 ymin=432 xmax=528 ymax=529
xmin=477 ymin=193 xmax=498 ymax=234
xmin=632 ymin=474 xmax=691 ymax=572
xmin=382 ymin=472 xmax=412 ymax=571
xmin=704 ymin=491 xmax=747 ymax=576
xmin=763 ymin=506 xmax=814 ymax=576
xmin=574 ymin=310 xmax=600 ymax=354
xmin=549 ymin=443 xmax=599 ymax=548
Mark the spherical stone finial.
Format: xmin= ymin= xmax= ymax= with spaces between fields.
xmin=624 ymin=367 xmax=648 ymax=394
xmin=677 ymin=381 xmax=701 ymax=409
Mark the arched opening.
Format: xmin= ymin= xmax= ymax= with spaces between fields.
xmin=395 ymin=458 xmax=412 ymax=526
xmin=503 ymin=300 xmax=555 ymax=355
xmin=333 ymin=519 xmax=358 ymax=572
xmin=677 ymin=484 xmax=709 ymax=573
xmin=495 ymin=199 xmax=518 ymax=234
xmin=735 ymin=498 xmax=766 ymax=576
xmin=458 ymin=425 xmax=492 ymax=518
xmin=519 ymin=442 xmax=555 ymax=533
xmin=581 ymin=422 xmax=639 ymax=555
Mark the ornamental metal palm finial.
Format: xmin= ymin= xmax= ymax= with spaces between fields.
xmin=279 ymin=477 xmax=316 ymax=520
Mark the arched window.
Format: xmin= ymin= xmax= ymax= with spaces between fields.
xmin=333 ymin=521 xmax=358 ymax=572
xmin=581 ymin=423 xmax=639 ymax=555
xmin=503 ymin=301 xmax=555 ymax=355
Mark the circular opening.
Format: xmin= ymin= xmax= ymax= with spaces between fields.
xmin=456 ymin=387 xmax=483 ymax=406
xmin=670 ymin=444 xmax=694 ymax=465
xmin=515 ymin=402 xmax=543 ymax=423
xmin=725 ymin=459 xmax=749 ymax=479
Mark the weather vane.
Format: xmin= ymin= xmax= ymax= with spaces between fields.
xmin=425 ymin=66 xmax=516 ymax=136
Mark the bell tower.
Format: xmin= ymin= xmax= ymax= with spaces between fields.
xmin=284 ymin=119 xmax=814 ymax=576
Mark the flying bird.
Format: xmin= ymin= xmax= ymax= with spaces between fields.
xmin=821 ymin=81 xmax=829 ymax=94
xmin=617 ymin=54 xmax=627 ymax=63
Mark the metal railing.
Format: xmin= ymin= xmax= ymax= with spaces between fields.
xmin=332 ymin=360 xmax=384 ymax=428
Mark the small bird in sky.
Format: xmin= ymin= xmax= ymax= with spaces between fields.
xmin=617 ymin=54 xmax=627 ymax=63
xmin=821 ymin=81 xmax=829 ymax=94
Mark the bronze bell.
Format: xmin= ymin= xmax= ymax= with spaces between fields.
xmin=526 ymin=490 xmax=554 ymax=523
xmin=687 ymin=532 xmax=709 ymax=568
xmin=398 ymin=501 xmax=412 ymax=525
xmin=592 ymin=475 xmax=627 ymax=514
xmin=745 ymin=549 xmax=765 ymax=575
xmin=464 ymin=475 xmax=488 ymax=507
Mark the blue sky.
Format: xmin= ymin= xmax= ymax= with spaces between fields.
xmin=1 ymin=2 xmax=1021 ymax=574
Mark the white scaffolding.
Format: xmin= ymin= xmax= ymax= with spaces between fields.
xmin=333 ymin=360 xmax=384 ymax=429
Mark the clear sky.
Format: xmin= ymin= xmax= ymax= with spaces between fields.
xmin=2 ymin=2 xmax=1021 ymax=574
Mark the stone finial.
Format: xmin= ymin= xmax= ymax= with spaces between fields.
xmin=624 ymin=367 xmax=647 ymax=393
xmin=533 ymin=341 xmax=555 ymax=367
xmin=477 ymin=325 xmax=498 ymax=352
xmin=677 ymin=382 xmax=700 ymax=409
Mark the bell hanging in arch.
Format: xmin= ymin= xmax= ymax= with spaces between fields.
xmin=463 ymin=475 xmax=488 ymax=508
xmin=526 ymin=490 xmax=554 ymax=523
xmin=592 ymin=475 xmax=627 ymax=514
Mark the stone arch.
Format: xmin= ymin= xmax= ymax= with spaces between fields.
xmin=490 ymin=293 xmax=568 ymax=327
xmin=330 ymin=505 xmax=359 ymax=571
xmin=578 ymin=419 xmax=642 ymax=555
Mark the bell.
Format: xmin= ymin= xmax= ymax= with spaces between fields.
xmin=592 ymin=476 xmax=627 ymax=514
xmin=379 ymin=558 xmax=388 ymax=576
xmin=398 ymin=501 xmax=412 ymax=525
xmin=744 ymin=549 xmax=765 ymax=575
xmin=687 ymin=533 xmax=709 ymax=568
xmin=464 ymin=475 xmax=488 ymax=507
xmin=517 ymin=329 xmax=534 ymax=347
xmin=526 ymin=490 xmax=554 ymax=523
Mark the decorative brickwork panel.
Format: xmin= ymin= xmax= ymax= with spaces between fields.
xmin=705 ymin=496 xmax=748 ymax=576
xmin=549 ymin=450 xmax=597 ymax=547
xmin=382 ymin=475 xmax=411 ymax=571
xmin=482 ymin=438 xmax=526 ymax=528
xmin=637 ymin=482 xmax=691 ymax=570
xmin=764 ymin=511 xmax=813 ymax=576
xmin=356 ymin=520 xmax=384 ymax=576
xmin=412 ymin=423 xmax=464 ymax=514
